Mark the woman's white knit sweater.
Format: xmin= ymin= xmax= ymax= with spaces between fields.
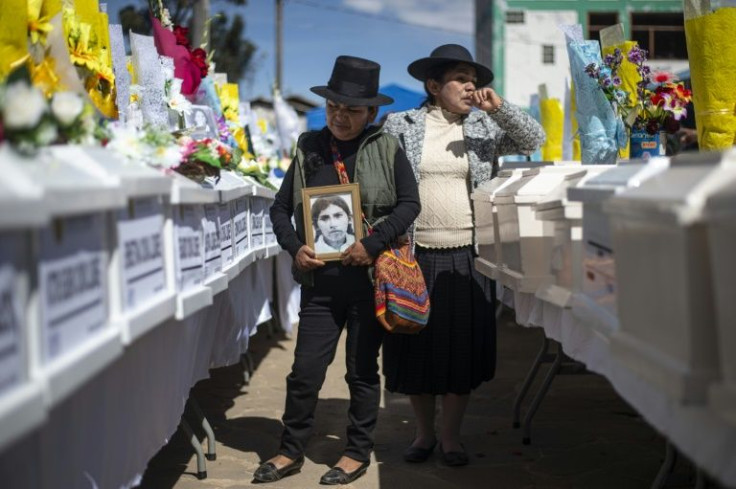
xmin=414 ymin=105 xmax=474 ymax=249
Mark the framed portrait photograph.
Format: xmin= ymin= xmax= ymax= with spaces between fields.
xmin=302 ymin=183 xmax=363 ymax=261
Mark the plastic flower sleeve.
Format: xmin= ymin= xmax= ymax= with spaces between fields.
xmin=0 ymin=0 xmax=29 ymax=80
xmin=684 ymin=1 xmax=736 ymax=150
xmin=539 ymin=85 xmax=564 ymax=161
xmin=561 ymin=24 xmax=624 ymax=164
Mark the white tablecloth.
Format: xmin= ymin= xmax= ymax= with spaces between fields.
xmin=504 ymin=285 xmax=736 ymax=487
xmin=0 ymin=253 xmax=301 ymax=488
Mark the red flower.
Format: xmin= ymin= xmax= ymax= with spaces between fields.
xmin=191 ymin=48 xmax=209 ymax=77
xmin=173 ymin=25 xmax=190 ymax=48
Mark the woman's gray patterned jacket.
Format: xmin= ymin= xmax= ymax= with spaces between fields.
xmin=383 ymin=102 xmax=545 ymax=188
xmin=382 ymin=101 xmax=545 ymax=248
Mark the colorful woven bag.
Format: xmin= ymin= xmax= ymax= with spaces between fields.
xmin=373 ymin=240 xmax=430 ymax=334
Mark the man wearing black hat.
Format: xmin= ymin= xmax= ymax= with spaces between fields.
xmin=382 ymin=44 xmax=545 ymax=467
xmin=263 ymin=55 xmax=420 ymax=485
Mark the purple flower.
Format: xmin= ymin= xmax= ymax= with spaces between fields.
xmin=585 ymin=63 xmax=600 ymax=78
xmin=627 ymin=45 xmax=648 ymax=65
xmin=612 ymin=76 xmax=622 ymax=86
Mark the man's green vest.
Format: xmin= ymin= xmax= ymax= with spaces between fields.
xmin=291 ymin=129 xmax=399 ymax=286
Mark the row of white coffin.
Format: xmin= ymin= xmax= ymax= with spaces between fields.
xmin=0 ymin=143 xmax=281 ymax=453
xmin=471 ymin=149 xmax=736 ymax=419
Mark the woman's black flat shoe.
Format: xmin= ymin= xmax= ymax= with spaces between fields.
xmin=439 ymin=443 xmax=469 ymax=467
xmin=253 ymin=455 xmax=305 ymax=482
xmin=319 ymin=460 xmax=370 ymax=485
xmin=403 ymin=440 xmax=437 ymax=463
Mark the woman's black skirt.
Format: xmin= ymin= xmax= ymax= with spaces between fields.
xmin=382 ymin=245 xmax=497 ymax=395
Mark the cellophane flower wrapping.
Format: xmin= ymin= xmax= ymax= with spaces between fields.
xmin=562 ymin=25 xmax=625 ymax=164
xmin=684 ymin=5 xmax=736 ymax=150
xmin=540 ymin=98 xmax=564 ymax=161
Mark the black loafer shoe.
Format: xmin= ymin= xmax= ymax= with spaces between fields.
xmin=403 ymin=440 xmax=437 ymax=463
xmin=319 ymin=460 xmax=370 ymax=485
xmin=253 ymin=455 xmax=304 ymax=482
xmin=439 ymin=443 xmax=469 ymax=467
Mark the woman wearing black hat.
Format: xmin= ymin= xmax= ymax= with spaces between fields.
xmin=260 ymin=56 xmax=420 ymax=485
xmin=382 ymin=44 xmax=545 ymax=466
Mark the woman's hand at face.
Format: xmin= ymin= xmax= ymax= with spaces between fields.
xmin=340 ymin=241 xmax=374 ymax=266
xmin=471 ymin=87 xmax=503 ymax=113
xmin=295 ymin=245 xmax=325 ymax=271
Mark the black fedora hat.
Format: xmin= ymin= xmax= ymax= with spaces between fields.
xmin=311 ymin=55 xmax=394 ymax=107
xmin=408 ymin=44 xmax=494 ymax=86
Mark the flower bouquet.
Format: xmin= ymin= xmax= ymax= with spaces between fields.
xmin=584 ymin=45 xmax=692 ymax=157
xmin=150 ymin=0 xmax=210 ymax=97
xmin=0 ymin=74 xmax=100 ymax=154
xmin=561 ymin=24 xmax=625 ymax=164
xmin=176 ymin=137 xmax=237 ymax=183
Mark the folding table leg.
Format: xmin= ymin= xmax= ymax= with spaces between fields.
xmin=241 ymin=351 xmax=254 ymax=385
xmin=180 ymin=419 xmax=207 ymax=480
xmin=188 ymin=398 xmax=216 ymax=461
xmin=513 ymin=334 xmax=552 ymax=429
xmin=650 ymin=440 xmax=676 ymax=489
xmin=521 ymin=340 xmax=563 ymax=445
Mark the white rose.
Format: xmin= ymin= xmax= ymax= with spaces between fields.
xmin=3 ymin=82 xmax=47 ymax=129
xmin=51 ymin=92 xmax=85 ymax=127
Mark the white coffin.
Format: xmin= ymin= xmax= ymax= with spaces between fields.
xmin=567 ymin=159 xmax=670 ymax=325
xmin=471 ymin=169 xmax=525 ymax=279
xmin=63 ymin=147 xmax=178 ymax=346
xmin=0 ymin=178 xmax=47 ymax=451
xmin=605 ymin=153 xmax=731 ymax=403
xmin=533 ymin=166 xmax=613 ymax=307
xmin=215 ymin=172 xmax=251 ymax=280
xmin=494 ymin=166 xmax=584 ymax=292
xmin=169 ymin=174 xmax=217 ymax=320
xmin=701 ymin=150 xmax=736 ymax=419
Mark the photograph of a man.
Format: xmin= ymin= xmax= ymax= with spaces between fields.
xmin=311 ymin=195 xmax=355 ymax=253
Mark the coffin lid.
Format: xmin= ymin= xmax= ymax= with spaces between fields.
xmin=471 ymin=169 xmax=520 ymax=202
xmin=567 ymin=158 xmax=670 ymax=204
xmin=604 ymin=150 xmax=736 ymax=224
xmin=496 ymin=165 xmax=583 ymax=204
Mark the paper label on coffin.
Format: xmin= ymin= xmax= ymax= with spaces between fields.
xmin=174 ymin=205 xmax=204 ymax=291
xmin=116 ymin=197 xmax=166 ymax=311
xmin=232 ymin=197 xmax=249 ymax=258
xmin=250 ymin=198 xmax=265 ymax=249
xmin=202 ymin=204 xmax=223 ymax=278
xmin=129 ymin=33 xmax=168 ymax=128
xmin=0 ymin=245 xmax=24 ymax=395
xmin=38 ymin=214 xmax=108 ymax=364
xmin=264 ymin=212 xmax=276 ymax=245
xmin=218 ymin=203 xmax=234 ymax=267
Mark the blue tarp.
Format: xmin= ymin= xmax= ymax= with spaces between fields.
xmin=306 ymin=83 xmax=426 ymax=130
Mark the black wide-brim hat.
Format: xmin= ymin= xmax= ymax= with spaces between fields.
xmin=311 ymin=55 xmax=394 ymax=106
xmin=408 ymin=44 xmax=494 ymax=87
